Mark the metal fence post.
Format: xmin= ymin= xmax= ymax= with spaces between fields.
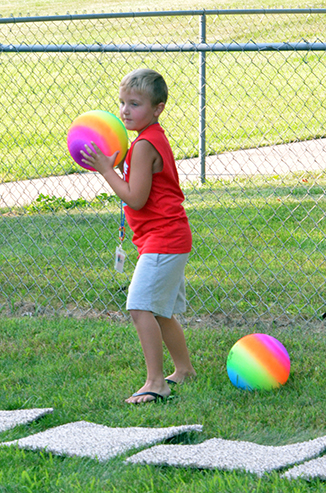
xmin=199 ymin=12 xmax=206 ymax=184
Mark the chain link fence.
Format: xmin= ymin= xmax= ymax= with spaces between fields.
xmin=0 ymin=9 xmax=326 ymax=326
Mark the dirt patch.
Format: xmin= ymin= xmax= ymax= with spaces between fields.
xmin=1 ymin=301 xmax=325 ymax=333
xmin=0 ymin=301 xmax=125 ymax=323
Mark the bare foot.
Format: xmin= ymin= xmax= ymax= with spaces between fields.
xmin=165 ymin=369 xmax=197 ymax=385
xmin=126 ymin=381 xmax=171 ymax=404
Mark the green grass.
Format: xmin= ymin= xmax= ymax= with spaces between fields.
xmin=1 ymin=4 xmax=326 ymax=182
xmin=0 ymin=317 xmax=325 ymax=491
xmin=4 ymin=0 xmax=326 ymax=18
xmin=1 ymin=173 xmax=325 ymax=319
xmin=1 ymin=289 xmax=324 ymax=481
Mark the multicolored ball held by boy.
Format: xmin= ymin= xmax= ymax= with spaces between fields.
xmin=227 ymin=333 xmax=291 ymax=391
xmin=67 ymin=110 xmax=128 ymax=171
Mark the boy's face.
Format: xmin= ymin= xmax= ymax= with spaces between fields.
xmin=119 ymin=87 xmax=163 ymax=134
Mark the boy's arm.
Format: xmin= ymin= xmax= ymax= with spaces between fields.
xmin=81 ymin=140 xmax=159 ymax=210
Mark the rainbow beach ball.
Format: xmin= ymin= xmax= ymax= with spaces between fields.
xmin=67 ymin=110 xmax=128 ymax=171
xmin=227 ymin=333 xmax=290 ymax=391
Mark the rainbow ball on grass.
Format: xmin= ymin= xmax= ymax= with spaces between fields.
xmin=227 ymin=333 xmax=290 ymax=391
xmin=67 ymin=110 xmax=128 ymax=171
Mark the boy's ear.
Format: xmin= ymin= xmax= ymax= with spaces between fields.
xmin=154 ymin=102 xmax=165 ymax=117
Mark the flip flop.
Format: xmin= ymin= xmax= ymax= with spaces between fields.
xmin=165 ymin=378 xmax=177 ymax=385
xmin=131 ymin=391 xmax=165 ymax=403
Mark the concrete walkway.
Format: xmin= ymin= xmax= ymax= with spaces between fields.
xmin=1 ymin=139 xmax=325 ymax=209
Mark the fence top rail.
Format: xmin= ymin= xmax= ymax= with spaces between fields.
xmin=1 ymin=8 xmax=326 ymax=24
xmin=2 ymin=41 xmax=326 ymax=53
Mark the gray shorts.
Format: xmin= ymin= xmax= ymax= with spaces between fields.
xmin=126 ymin=253 xmax=189 ymax=318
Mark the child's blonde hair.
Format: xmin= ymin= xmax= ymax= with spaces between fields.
xmin=120 ymin=68 xmax=168 ymax=106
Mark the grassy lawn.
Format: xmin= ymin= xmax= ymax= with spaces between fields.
xmin=0 ymin=316 xmax=325 ymax=492
xmin=1 ymin=3 xmax=326 ymax=182
xmin=1 ymin=173 xmax=325 ymax=319
xmin=4 ymin=0 xmax=326 ymax=17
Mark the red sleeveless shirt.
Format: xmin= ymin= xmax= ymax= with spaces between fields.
xmin=123 ymin=123 xmax=192 ymax=255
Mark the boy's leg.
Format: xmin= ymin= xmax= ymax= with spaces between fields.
xmin=125 ymin=310 xmax=171 ymax=404
xmin=157 ymin=315 xmax=196 ymax=383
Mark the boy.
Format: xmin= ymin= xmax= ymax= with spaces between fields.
xmin=81 ymin=68 xmax=196 ymax=404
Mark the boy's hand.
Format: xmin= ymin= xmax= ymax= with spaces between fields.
xmin=80 ymin=142 xmax=119 ymax=175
